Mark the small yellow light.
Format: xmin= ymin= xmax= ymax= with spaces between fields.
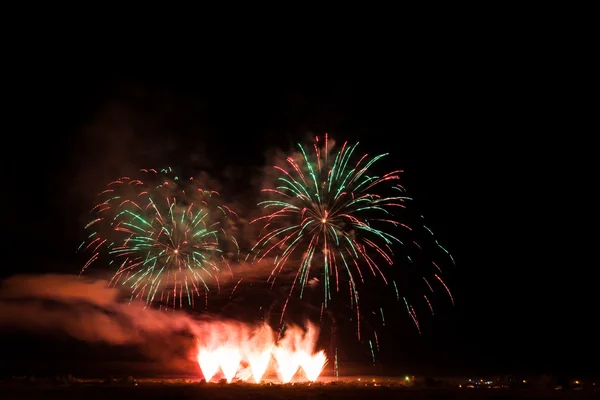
xmin=321 ymin=218 xmax=327 ymax=223
xmin=523 ymin=380 xmax=526 ymax=383
xmin=174 ymin=249 xmax=179 ymax=254
xmin=575 ymin=380 xmax=580 ymax=384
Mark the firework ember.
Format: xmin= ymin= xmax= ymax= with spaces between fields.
xmin=196 ymin=322 xmax=326 ymax=383
xmin=78 ymin=167 xmax=239 ymax=309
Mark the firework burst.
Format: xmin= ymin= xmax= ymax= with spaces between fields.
xmin=79 ymin=167 xmax=239 ymax=309
xmin=248 ymin=135 xmax=454 ymax=342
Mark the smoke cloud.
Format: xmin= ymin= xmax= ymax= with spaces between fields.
xmin=0 ymin=273 xmax=322 ymax=348
xmin=0 ymin=274 xmax=208 ymax=346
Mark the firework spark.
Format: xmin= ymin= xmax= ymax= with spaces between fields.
xmin=79 ymin=167 xmax=239 ymax=309
xmin=249 ymin=135 xmax=454 ymax=339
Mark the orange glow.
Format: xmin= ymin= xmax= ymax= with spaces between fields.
xmin=196 ymin=322 xmax=326 ymax=383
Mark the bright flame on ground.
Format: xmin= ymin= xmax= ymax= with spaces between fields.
xmin=273 ymin=346 xmax=301 ymax=383
xmin=196 ymin=322 xmax=327 ymax=383
xmin=299 ymin=350 xmax=328 ymax=382
xmin=248 ymin=346 xmax=273 ymax=383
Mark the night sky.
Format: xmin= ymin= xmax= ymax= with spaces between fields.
xmin=4 ymin=57 xmax=595 ymax=378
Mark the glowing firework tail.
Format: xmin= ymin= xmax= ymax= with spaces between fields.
xmin=78 ymin=167 xmax=239 ymax=309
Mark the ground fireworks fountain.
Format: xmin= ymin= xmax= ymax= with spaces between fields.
xmin=195 ymin=322 xmax=326 ymax=383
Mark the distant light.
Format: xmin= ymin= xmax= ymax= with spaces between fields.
xmin=405 ymin=376 xmax=410 ymax=381
xmin=174 ymin=249 xmax=179 ymax=254
xmin=321 ymin=218 xmax=327 ymax=223
xmin=522 ymin=380 xmax=526 ymax=383
xmin=575 ymin=380 xmax=580 ymax=384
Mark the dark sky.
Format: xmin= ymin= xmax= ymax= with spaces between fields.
xmin=4 ymin=52 xmax=594 ymax=378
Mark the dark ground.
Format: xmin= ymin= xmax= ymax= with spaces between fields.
xmin=2 ymin=382 xmax=597 ymax=400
